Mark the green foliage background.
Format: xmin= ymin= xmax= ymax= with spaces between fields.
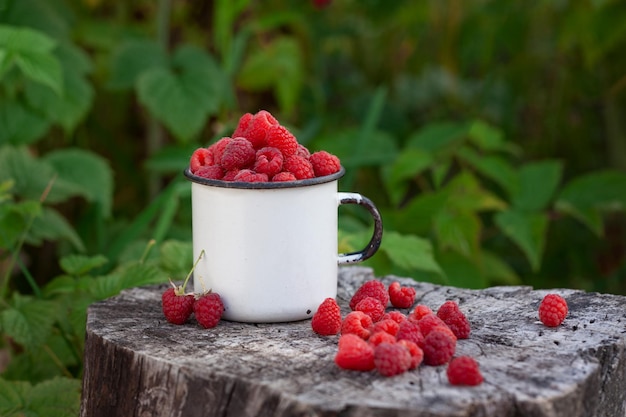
xmin=1 ymin=0 xmax=626 ymax=414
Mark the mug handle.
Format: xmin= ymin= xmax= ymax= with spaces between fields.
xmin=337 ymin=192 xmax=383 ymax=265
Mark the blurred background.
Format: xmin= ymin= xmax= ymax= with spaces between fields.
xmin=1 ymin=0 xmax=625 ymax=413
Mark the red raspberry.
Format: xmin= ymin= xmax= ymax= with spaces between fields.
xmin=354 ymin=296 xmax=385 ymax=322
xmin=254 ymin=147 xmax=283 ymax=177
xmin=161 ymin=286 xmax=195 ymax=325
xmin=369 ymin=318 xmax=400 ymax=336
xmin=349 ymin=280 xmax=389 ymax=310
xmin=271 ymin=171 xmax=297 ymax=182
xmin=222 ymin=169 xmax=240 ymax=181
xmin=190 ymin=147 xmax=213 ymax=173
xmin=208 ymin=137 xmax=232 ymax=165
xmin=388 ymin=281 xmax=417 ymax=309
xmin=374 ymin=342 xmax=411 ymax=377
xmin=283 ymin=155 xmax=314 ymax=180
xmin=221 ymin=137 xmax=256 ymax=171
xmin=381 ymin=311 xmax=407 ymax=324
xmin=309 ymin=150 xmax=341 ymax=177
xmin=447 ymin=356 xmax=484 ymax=386
xmin=422 ymin=326 xmax=457 ymax=366
xmin=437 ymin=300 xmax=471 ymax=339
xmin=193 ymin=292 xmax=224 ymax=329
xmin=296 ymin=144 xmax=310 ymax=159
xmin=266 ymin=124 xmax=299 ymax=157
xmin=243 ymin=110 xmax=279 ymax=149
xmin=272 ymin=171 xmax=298 ymax=182
xmin=335 ymin=334 xmax=375 ymax=371
xmin=408 ymin=304 xmax=433 ymax=322
xmin=397 ymin=340 xmax=423 ymax=369
xmin=341 ymin=311 xmax=373 ymax=340
xmin=416 ymin=313 xmax=451 ymax=337
xmin=195 ymin=165 xmax=223 ymax=180
xmin=395 ymin=319 xmax=425 ymax=347
xmin=232 ymin=112 xmax=254 ymax=138
xmin=311 ymin=298 xmax=342 ymax=336
xmin=233 ymin=169 xmax=268 ymax=183
xmin=538 ymin=293 xmax=568 ymax=327
xmin=368 ymin=331 xmax=397 ymax=347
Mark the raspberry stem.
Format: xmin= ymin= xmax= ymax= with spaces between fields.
xmin=175 ymin=249 xmax=205 ymax=296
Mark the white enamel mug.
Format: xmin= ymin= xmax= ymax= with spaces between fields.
xmin=184 ymin=167 xmax=383 ymax=323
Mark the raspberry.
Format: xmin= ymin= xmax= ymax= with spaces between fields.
xmin=161 ymin=287 xmax=195 ymax=325
xmin=381 ymin=311 xmax=407 ymax=324
xmin=538 ymin=293 xmax=568 ymax=327
xmin=243 ymin=110 xmax=279 ymax=149
xmin=193 ymin=292 xmax=224 ymax=329
xmin=447 ymin=356 xmax=484 ymax=386
xmin=309 ymin=150 xmax=341 ymax=177
xmin=254 ymin=147 xmax=283 ymax=177
xmin=233 ymin=169 xmax=269 ymax=183
xmin=311 ymin=298 xmax=342 ymax=336
xmin=271 ymin=171 xmax=297 ymax=182
xmin=437 ymin=300 xmax=471 ymax=339
xmin=341 ymin=311 xmax=373 ymax=340
xmin=408 ymin=304 xmax=433 ymax=322
xmin=369 ymin=318 xmax=400 ymax=336
xmin=354 ymin=296 xmax=386 ymax=322
xmin=222 ymin=169 xmax=240 ymax=181
xmin=221 ymin=137 xmax=256 ymax=171
xmin=397 ymin=340 xmax=423 ymax=369
xmin=388 ymin=281 xmax=417 ymax=309
xmin=296 ymin=144 xmax=310 ymax=159
xmin=190 ymin=147 xmax=213 ymax=173
xmin=349 ymin=280 xmax=389 ymax=311
xmin=266 ymin=124 xmax=299 ymax=157
xmin=283 ymin=155 xmax=315 ymax=180
xmin=208 ymin=137 xmax=232 ymax=165
xmin=395 ymin=319 xmax=425 ymax=347
xmin=374 ymin=342 xmax=411 ymax=377
xmin=335 ymin=334 xmax=375 ymax=371
xmin=195 ymin=165 xmax=223 ymax=180
xmin=422 ymin=326 xmax=457 ymax=366
xmin=368 ymin=331 xmax=397 ymax=347
xmin=232 ymin=112 xmax=254 ymax=139
xmin=416 ymin=313 xmax=450 ymax=337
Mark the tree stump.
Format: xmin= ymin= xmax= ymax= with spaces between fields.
xmin=80 ymin=267 xmax=626 ymax=417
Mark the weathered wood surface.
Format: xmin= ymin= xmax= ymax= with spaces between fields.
xmin=80 ymin=267 xmax=626 ymax=417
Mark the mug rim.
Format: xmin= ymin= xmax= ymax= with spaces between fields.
xmin=184 ymin=166 xmax=345 ymax=189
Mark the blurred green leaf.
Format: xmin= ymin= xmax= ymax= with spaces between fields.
xmin=480 ymin=249 xmax=521 ymax=286
xmin=434 ymin=208 xmax=481 ymax=258
xmin=0 ymin=294 xmax=58 ymax=349
xmin=14 ymin=50 xmax=62 ymax=95
xmin=555 ymin=170 xmax=626 ymax=236
xmin=456 ymin=147 xmax=519 ymax=198
xmin=406 ymin=121 xmax=468 ymax=153
xmin=314 ymin=128 xmax=398 ymax=168
xmin=443 ymin=171 xmax=508 ymax=212
xmin=495 ymin=210 xmax=548 ymax=271
xmin=108 ymin=39 xmax=167 ymax=90
xmin=43 ymin=148 xmax=114 ymax=217
xmin=0 ymin=377 xmax=80 ymax=417
xmin=159 ymin=240 xmax=193 ymax=277
xmin=237 ymin=36 xmax=303 ymax=115
xmin=391 ymin=191 xmax=449 ymax=236
xmin=384 ymin=148 xmax=433 ymax=205
xmin=467 ymin=119 xmax=521 ymax=155
xmin=59 ymin=254 xmax=108 ymax=276
xmin=28 ymin=207 xmax=85 ymax=251
xmin=512 ymin=160 xmax=563 ymax=212
xmin=0 ymin=100 xmax=50 ymax=145
xmin=437 ymin=250 xmax=487 ymax=289
xmin=0 ymin=25 xmax=56 ymax=53
xmin=379 ymin=231 xmax=445 ymax=278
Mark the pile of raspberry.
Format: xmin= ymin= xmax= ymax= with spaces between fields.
xmin=189 ymin=110 xmax=341 ymax=183
xmin=311 ymin=280 xmax=484 ymax=385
